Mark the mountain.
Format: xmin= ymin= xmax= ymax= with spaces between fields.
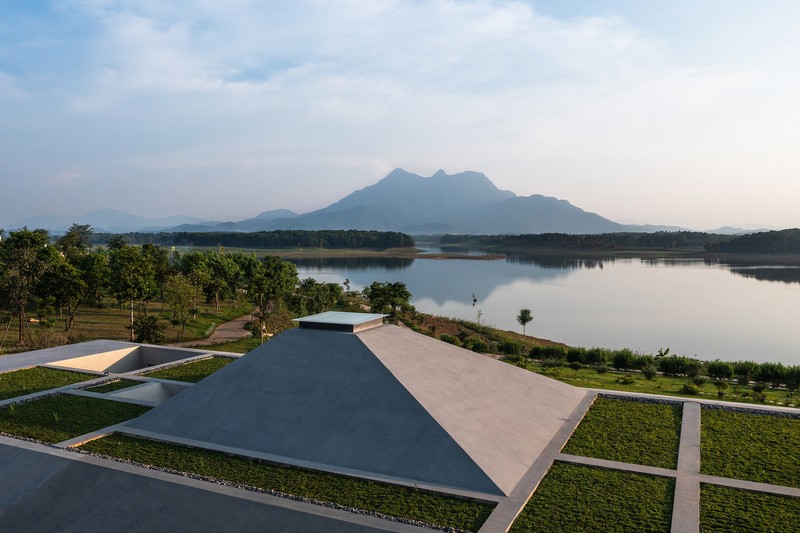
xmin=13 ymin=209 xmax=209 ymax=234
xmin=164 ymin=209 xmax=299 ymax=233
xmin=254 ymin=169 xmax=622 ymax=234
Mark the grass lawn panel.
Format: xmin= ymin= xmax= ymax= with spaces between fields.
xmin=0 ymin=394 xmax=150 ymax=443
xmin=701 ymin=408 xmax=800 ymax=487
xmin=81 ymin=434 xmax=494 ymax=531
xmin=562 ymin=397 xmax=681 ymax=469
xmin=0 ymin=367 xmax=98 ymax=400
xmin=700 ymin=484 xmax=800 ymax=531
xmin=510 ymin=463 xmax=674 ymax=532
xmin=85 ymin=379 xmax=142 ymax=393
xmin=143 ymin=357 xmax=234 ymax=383
xmin=193 ymin=337 xmax=260 ymax=354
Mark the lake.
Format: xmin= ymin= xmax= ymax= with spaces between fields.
xmin=291 ymin=253 xmax=800 ymax=365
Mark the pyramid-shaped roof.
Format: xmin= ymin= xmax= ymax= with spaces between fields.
xmin=124 ymin=319 xmax=587 ymax=498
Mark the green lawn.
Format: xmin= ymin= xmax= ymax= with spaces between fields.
xmin=142 ymin=356 xmax=235 ymax=382
xmin=85 ymin=379 xmax=142 ymax=393
xmin=700 ymin=484 xmax=799 ymax=531
xmin=81 ymin=434 xmax=494 ymax=532
xmin=192 ymin=337 xmax=260 ymax=354
xmin=562 ymin=397 xmax=682 ymax=469
xmin=510 ymin=463 xmax=674 ymax=532
xmin=701 ymin=408 xmax=800 ymax=487
xmin=530 ymin=363 xmax=796 ymax=407
xmin=0 ymin=367 xmax=98 ymax=401
xmin=0 ymin=394 xmax=150 ymax=443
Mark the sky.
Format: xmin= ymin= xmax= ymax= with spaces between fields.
xmin=1 ymin=0 xmax=799 ymax=230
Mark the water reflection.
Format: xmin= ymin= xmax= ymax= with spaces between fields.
xmin=290 ymin=253 xmax=800 ymax=363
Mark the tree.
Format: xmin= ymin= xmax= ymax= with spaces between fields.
xmin=516 ymin=308 xmax=533 ymax=335
xmin=164 ymin=273 xmax=203 ymax=338
xmin=55 ymin=224 xmax=93 ymax=264
xmin=109 ymin=245 xmax=157 ymax=340
xmin=37 ymin=254 xmax=86 ymax=333
xmin=0 ymin=228 xmax=53 ymax=345
xmin=246 ymin=256 xmax=298 ymax=341
xmin=707 ymin=360 xmax=734 ymax=381
xmin=363 ymin=281 xmax=413 ymax=318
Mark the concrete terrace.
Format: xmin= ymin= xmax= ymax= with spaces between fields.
xmin=0 ymin=313 xmax=797 ymax=531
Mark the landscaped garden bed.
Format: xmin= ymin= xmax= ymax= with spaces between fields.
xmin=701 ymin=407 xmax=800 ymax=487
xmin=0 ymin=394 xmax=150 ymax=443
xmin=510 ymin=462 xmax=674 ymax=532
xmin=142 ymin=356 xmax=234 ymax=383
xmin=80 ymin=433 xmax=494 ymax=532
xmin=0 ymin=367 xmax=98 ymax=401
xmin=700 ymin=484 xmax=799 ymax=530
xmin=561 ymin=397 xmax=682 ymax=469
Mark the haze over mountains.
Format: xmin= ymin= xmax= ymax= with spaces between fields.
xmin=6 ymin=169 xmax=741 ymax=235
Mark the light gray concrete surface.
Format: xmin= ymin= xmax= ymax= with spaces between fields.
xmin=126 ymin=327 xmax=504 ymax=496
xmin=672 ymin=402 xmax=701 ymax=533
xmin=358 ymin=325 xmax=589 ymax=496
xmin=479 ymin=392 xmax=597 ymax=533
xmin=0 ymin=439 xmax=424 ymax=533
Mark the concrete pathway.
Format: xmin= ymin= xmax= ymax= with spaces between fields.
xmin=170 ymin=312 xmax=253 ymax=348
xmin=671 ymin=402 xmax=701 ymax=533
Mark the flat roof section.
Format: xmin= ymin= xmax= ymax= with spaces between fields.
xmin=293 ymin=311 xmax=388 ymax=332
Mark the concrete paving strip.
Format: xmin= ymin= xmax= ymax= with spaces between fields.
xmin=0 ymin=436 xmax=427 ymax=532
xmin=671 ymin=401 xmax=700 ymax=533
xmin=698 ymin=474 xmax=800 ymax=498
xmin=555 ymin=453 xmax=678 ymax=479
xmin=585 ymin=388 xmax=800 ymax=415
xmin=478 ymin=392 xmax=597 ymax=533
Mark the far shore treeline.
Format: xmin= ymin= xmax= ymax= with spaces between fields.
xmin=88 ymin=230 xmax=415 ymax=250
xmin=441 ymin=228 xmax=800 ymax=254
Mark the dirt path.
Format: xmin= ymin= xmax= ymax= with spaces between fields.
xmin=169 ymin=312 xmax=253 ymax=348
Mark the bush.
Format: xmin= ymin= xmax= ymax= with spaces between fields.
xmin=595 ymin=364 xmax=609 ymax=374
xmin=642 ymin=364 xmax=657 ymax=381
xmin=707 ymin=360 xmax=734 ymax=381
xmin=568 ymin=361 xmax=582 ymax=374
xmin=541 ymin=356 xmax=566 ymax=370
xmin=471 ymin=340 xmax=488 ymax=353
xmin=566 ymin=347 xmax=587 ymax=364
xmin=734 ymin=361 xmax=760 ymax=385
xmin=498 ymin=341 xmax=521 ymax=355
xmin=618 ymin=373 xmax=636 ymax=385
xmin=440 ymin=334 xmax=458 ymax=345
xmin=133 ymin=315 xmax=165 ymax=344
xmin=612 ymin=349 xmax=636 ymax=371
xmin=584 ymin=348 xmax=609 ymax=366
xmin=682 ymin=383 xmax=699 ymax=394
xmin=692 ymin=376 xmax=708 ymax=387
xmin=686 ymin=360 xmax=705 ymax=379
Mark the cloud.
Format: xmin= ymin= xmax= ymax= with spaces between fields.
xmin=1 ymin=1 xmax=799 ymax=227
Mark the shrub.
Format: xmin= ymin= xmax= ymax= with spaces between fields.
xmin=566 ymin=347 xmax=587 ymax=364
xmin=618 ymin=373 xmax=636 ymax=385
xmin=612 ymin=349 xmax=636 ymax=371
xmin=751 ymin=383 xmax=767 ymax=393
xmin=584 ymin=347 xmax=609 ymax=366
xmin=685 ymin=360 xmax=705 ymax=379
xmin=568 ymin=361 xmax=582 ymax=374
xmin=541 ymin=356 xmax=565 ymax=370
xmin=734 ymin=361 xmax=760 ymax=385
xmin=133 ymin=315 xmax=165 ymax=344
xmin=682 ymin=383 xmax=699 ymax=394
xmin=440 ymin=334 xmax=458 ymax=345
xmin=471 ymin=340 xmax=488 ymax=353
xmin=707 ymin=360 xmax=734 ymax=381
xmin=595 ymin=364 xmax=609 ymax=374
xmin=642 ymin=364 xmax=658 ymax=381
xmin=756 ymin=362 xmax=786 ymax=388
xmin=498 ymin=341 xmax=521 ymax=356
xmin=693 ymin=376 xmax=708 ymax=387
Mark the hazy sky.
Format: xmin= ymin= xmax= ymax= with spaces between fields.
xmin=2 ymin=1 xmax=799 ymax=230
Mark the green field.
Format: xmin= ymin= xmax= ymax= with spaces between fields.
xmin=700 ymin=484 xmax=799 ymax=531
xmin=530 ymin=363 xmax=796 ymax=407
xmin=0 ymin=367 xmax=98 ymax=400
xmin=510 ymin=463 xmax=674 ymax=532
xmin=142 ymin=356 xmax=235 ymax=382
xmin=0 ymin=394 xmax=150 ymax=443
xmin=562 ymin=397 xmax=682 ymax=469
xmin=81 ymin=434 xmax=494 ymax=532
xmin=701 ymin=408 xmax=800 ymax=487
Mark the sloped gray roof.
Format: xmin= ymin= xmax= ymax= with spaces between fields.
xmin=125 ymin=323 xmax=587 ymax=497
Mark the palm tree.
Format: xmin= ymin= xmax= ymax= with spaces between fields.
xmin=517 ymin=308 xmax=533 ymax=335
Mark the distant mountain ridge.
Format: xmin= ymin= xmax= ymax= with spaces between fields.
xmin=7 ymin=169 xmax=717 ymax=235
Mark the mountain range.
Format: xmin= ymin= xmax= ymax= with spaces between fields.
xmin=5 ymin=169 xmax=737 ymax=235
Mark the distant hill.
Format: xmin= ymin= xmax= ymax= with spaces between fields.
xmin=8 ymin=169 xmax=763 ymax=236
xmin=255 ymin=169 xmax=624 ymax=234
xmin=13 ymin=209 xmax=208 ymax=234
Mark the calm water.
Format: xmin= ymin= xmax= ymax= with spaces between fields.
xmin=292 ymin=253 xmax=800 ymax=365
